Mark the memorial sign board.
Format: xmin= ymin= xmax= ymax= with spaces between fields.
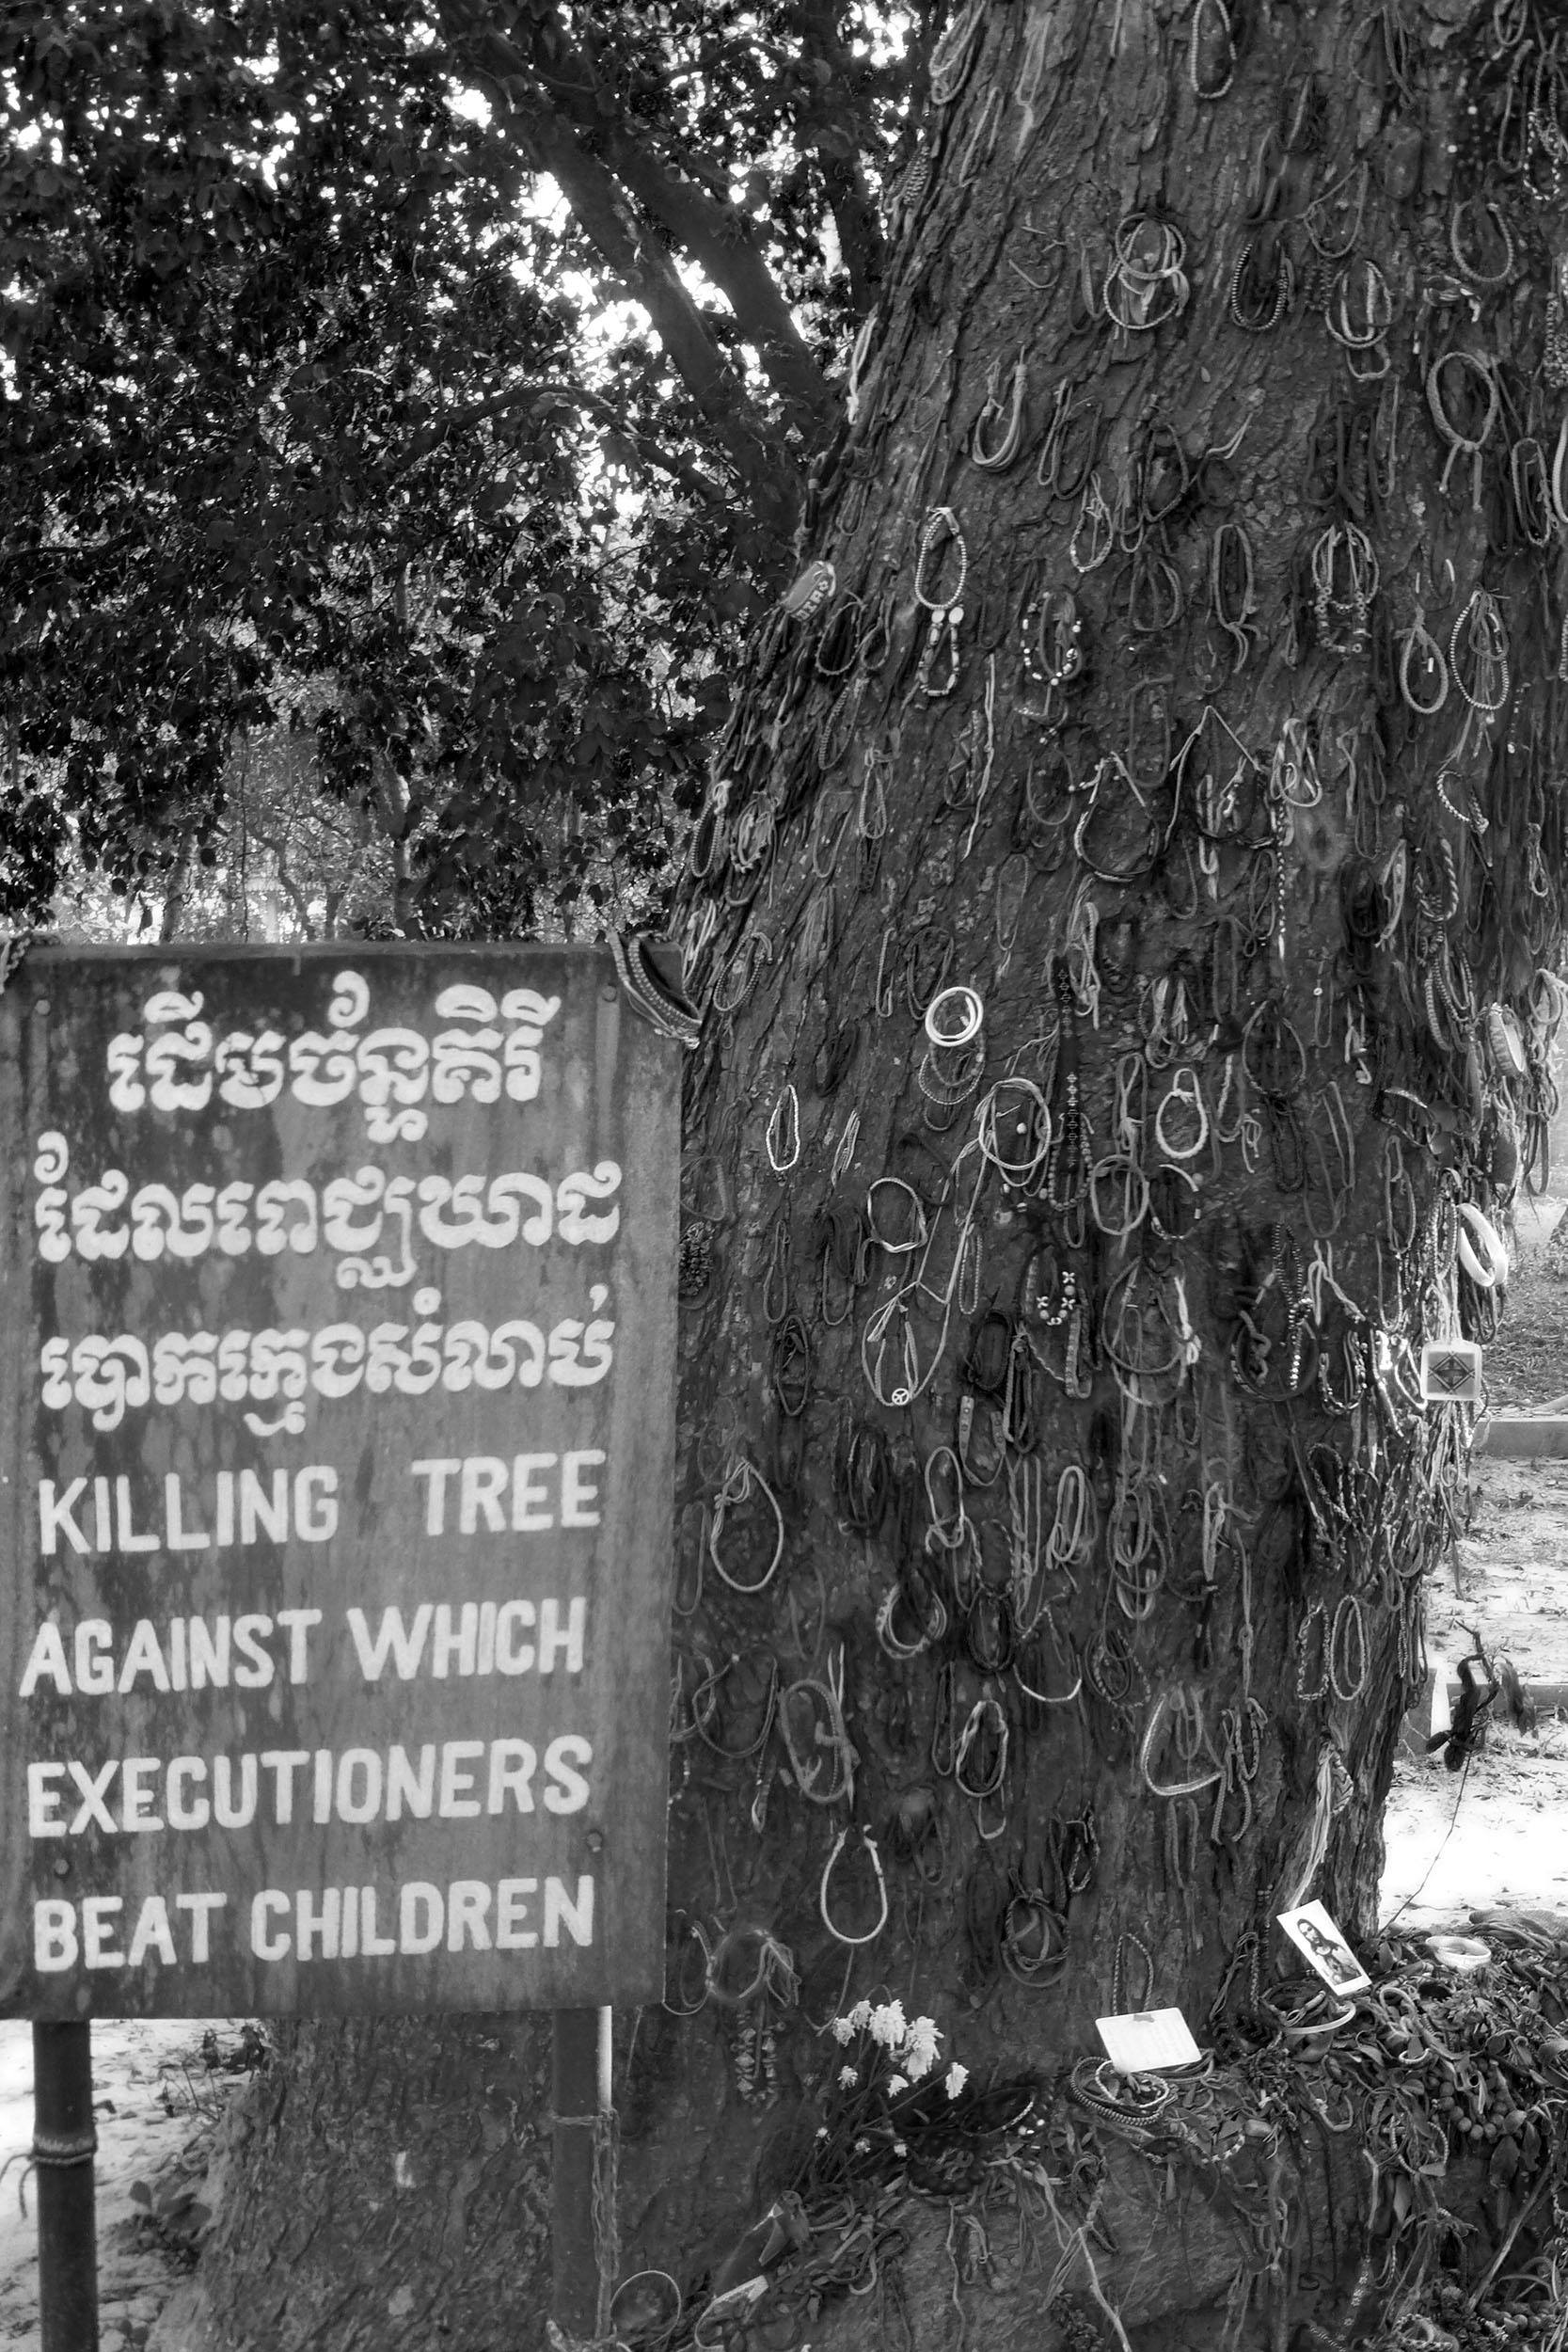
xmin=0 ymin=945 xmax=679 ymax=2018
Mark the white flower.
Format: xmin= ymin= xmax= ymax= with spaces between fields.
xmin=854 ymin=2137 xmax=870 ymax=2154
xmin=886 ymin=2073 xmax=909 ymax=2097
xmin=831 ymin=2016 xmax=855 ymax=2046
xmin=838 ymin=2066 xmax=860 ymax=2090
xmin=868 ymin=2000 xmax=907 ymax=2051
xmin=903 ymin=2017 xmax=941 ymax=2081
xmin=893 ymin=2140 xmax=908 ymax=2157
xmin=847 ymin=1999 xmax=871 ymax=2031
xmin=815 ymin=2127 xmax=829 ymax=2139
xmin=944 ymin=2063 xmax=969 ymax=2100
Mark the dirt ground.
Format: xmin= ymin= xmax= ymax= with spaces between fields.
xmin=0 ymin=2020 xmax=256 ymax=2351
xmin=0 ymin=1212 xmax=1561 ymax=2345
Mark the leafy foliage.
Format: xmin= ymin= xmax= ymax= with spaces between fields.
xmin=0 ymin=0 xmax=922 ymax=934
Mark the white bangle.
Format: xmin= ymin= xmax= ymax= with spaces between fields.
xmin=925 ymin=983 xmax=984 ymax=1047
xmin=1456 ymin=1202 xmax=1509 ymax=1290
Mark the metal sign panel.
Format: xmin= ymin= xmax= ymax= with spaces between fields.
xmin=0 ymin=946 xmax=679 ymax=2018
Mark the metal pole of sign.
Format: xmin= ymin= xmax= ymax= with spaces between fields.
xmin=552 ymin=2007 xmax=612 ymax=2340
xmin=33 ymin=2021 xmax=99 ymax=2352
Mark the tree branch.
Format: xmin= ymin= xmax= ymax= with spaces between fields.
xmin=451 ymin=52 xmax=800 ymax=535
xmin=787 ymin=0 xmax=889 ymax=313
xmin=392 ymin=376 xmax=730 ymax=508
xmin=505 ymin=4 xmax=839 ymax=437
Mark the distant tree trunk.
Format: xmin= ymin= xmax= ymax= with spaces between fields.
xmin=187 ymin=3 xmax=1567 ymax=2343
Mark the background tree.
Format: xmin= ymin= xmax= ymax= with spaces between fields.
xmin=1 ymin=0 xmax=917 ymax=931
xmin=13 ymin=2 xmax=1568 ymax=2345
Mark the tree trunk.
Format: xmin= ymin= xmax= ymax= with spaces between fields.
xmin=182 ymin=3 xmax=1568 ymax=2342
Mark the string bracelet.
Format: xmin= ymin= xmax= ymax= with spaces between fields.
xmin=1326 ymin=256 xmax=1392 ymax=378
xmin=1111 ymin=1932 xmax=1155 ymax=2016
xmin=1103 ymin=212 xmax=1191 ymax=333
xmin=927 ymin=0 xmax=985 ymax=105
xmin=866 ymin=1176 xmax=927 ymax=1255
xmin=780 ymin=1658 xmax=858 ymax=1808
xmin=977 ymin=1077 xmax=1051 ymax=1185
xmin=708 ymin=1459 xmax=785 ymax=1595
xmin=703 ymin=1926 xmax=799 ymax=2011
xmin=1154 ymin=1066 xmax=1209 ymax=1163
xmin=690 ymin=1648 xmax=780 ymax=1759
xmin=819 ymin=1826 xmax=889 ymax=1947
xmin=876 ymin=1576 xmax=946 ymax=1661
xmin=1426 ymin=350 xmax=1498 ymax=508
xmin=971 ymin=352 xmax=1028 ymax=470
xmin=1139 ymin=1686 xmax=1223 ymax=1796
xmin=1399 ymin=610 xmax=1448 ymax=714
xmin=1310 ymin=521 xmax=1378 ymax=654
xmin=1450 ymin=194 xmax=1514 ymax=286
xmin=1328 ymin=1595 xmax=1367 ymax=1702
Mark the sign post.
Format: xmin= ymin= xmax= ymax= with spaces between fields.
xmin=33 ymin=2020 xmax=98 ymax=2352
xmin=0 ymin=944 xmax=680 ymax=2341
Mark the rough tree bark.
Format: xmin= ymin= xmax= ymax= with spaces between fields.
xmin=174 ymin=3 xmax=1568 ymax=2345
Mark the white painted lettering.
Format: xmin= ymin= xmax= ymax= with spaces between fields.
xmin=346 ymin=1605 xmax=431 ymax=1681
xmin=120 ymin=1756 xmax=164 ymax=1831
xmin=296 ymin=1887 xmax=341 ymax=1961
xmin=386 ymin=1745 xmax=436 ymax=1820
xmin=446 ymin=1882 xmax=491 ymax=1952
xmin=40 ymin=1479 xmax=90 ymax=1557
xmin=400 ymin=1883 xmax=442 ymax=1954
xmin=276 ymin=1609 xmax=322 ymax=1683
xmin=239 ymin=1469 xmax=287 ymax=1545
xmin=438 ymin=1742 xmax=483 ymax=1819
xmin=175 ymin=1891 xmax=226 ymax=1962
xmin=294 ymin=1466 xmax=338 ymax=1541
xmin=511 ymin=1453 xmax=556 ymax=1532
xmin=68 ymin=1760 xmax=117 ymax=1835
xmin=115 ymin=1476 xmax=158 ymax=1553
xmin=34 ymin=1900 xmax=77 ymax=1971
xmin=119 ymin=1621 xmax=170 ymax=1693
xmin=127 ymin=1897 xmax=177 ymax=1967
xmin=495 ymin=1599 xmax=535 ymax=1674
xmin=28 ymin=1763 xmax=65 ymax=1835
xmin=545 ymin=1875 xmax=595 ymax=1948
xmin=231 ymin=1616 xmax=275 ymax=1687
xmin=486 ymin=1740 xmax=536 ymax=1815
xmin=76 ymin=1621 xmax=113 ymax=1694
xmin=165 ymin=1472 xmax=210 ymax=1550
xmin=83 ymin=1896 xmax=125 ymax=1968
xmin=497 ymin=1881 xmax=538 ymax=1949
xmin=337 ymin=1750 xmax=382 ymax=1823
xmin=459 ymin=1457 xmax=508 ymax=1534
xmin=543 ymin=1735 xmax=593 ymax=1814
xmin=260 ymin=1751 xmax=309 ymax=1822
xmin=166 ymin=1758 xmax=210 ymax=1828
xmin=537 ymin=1597 xmax=586 ymax=1675
xmin=561 ymin=1450 xmax=605 ymax=1528
xmin=251 ymin=1890 xmax=290 ymax=1960
xmin=213 ymin=1756 xmax=258 ymax=1827
xmin=410 ymin=1457 xmax=461 ymax=1535
xmin=432 ymin=1603 xmax=478 ymax=1678
xmin=18 ymin=1623 xmax=71 ymax=1698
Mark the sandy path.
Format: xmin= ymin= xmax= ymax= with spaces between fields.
xmin=0 ymin=2020 xmax=223 ymax=2351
